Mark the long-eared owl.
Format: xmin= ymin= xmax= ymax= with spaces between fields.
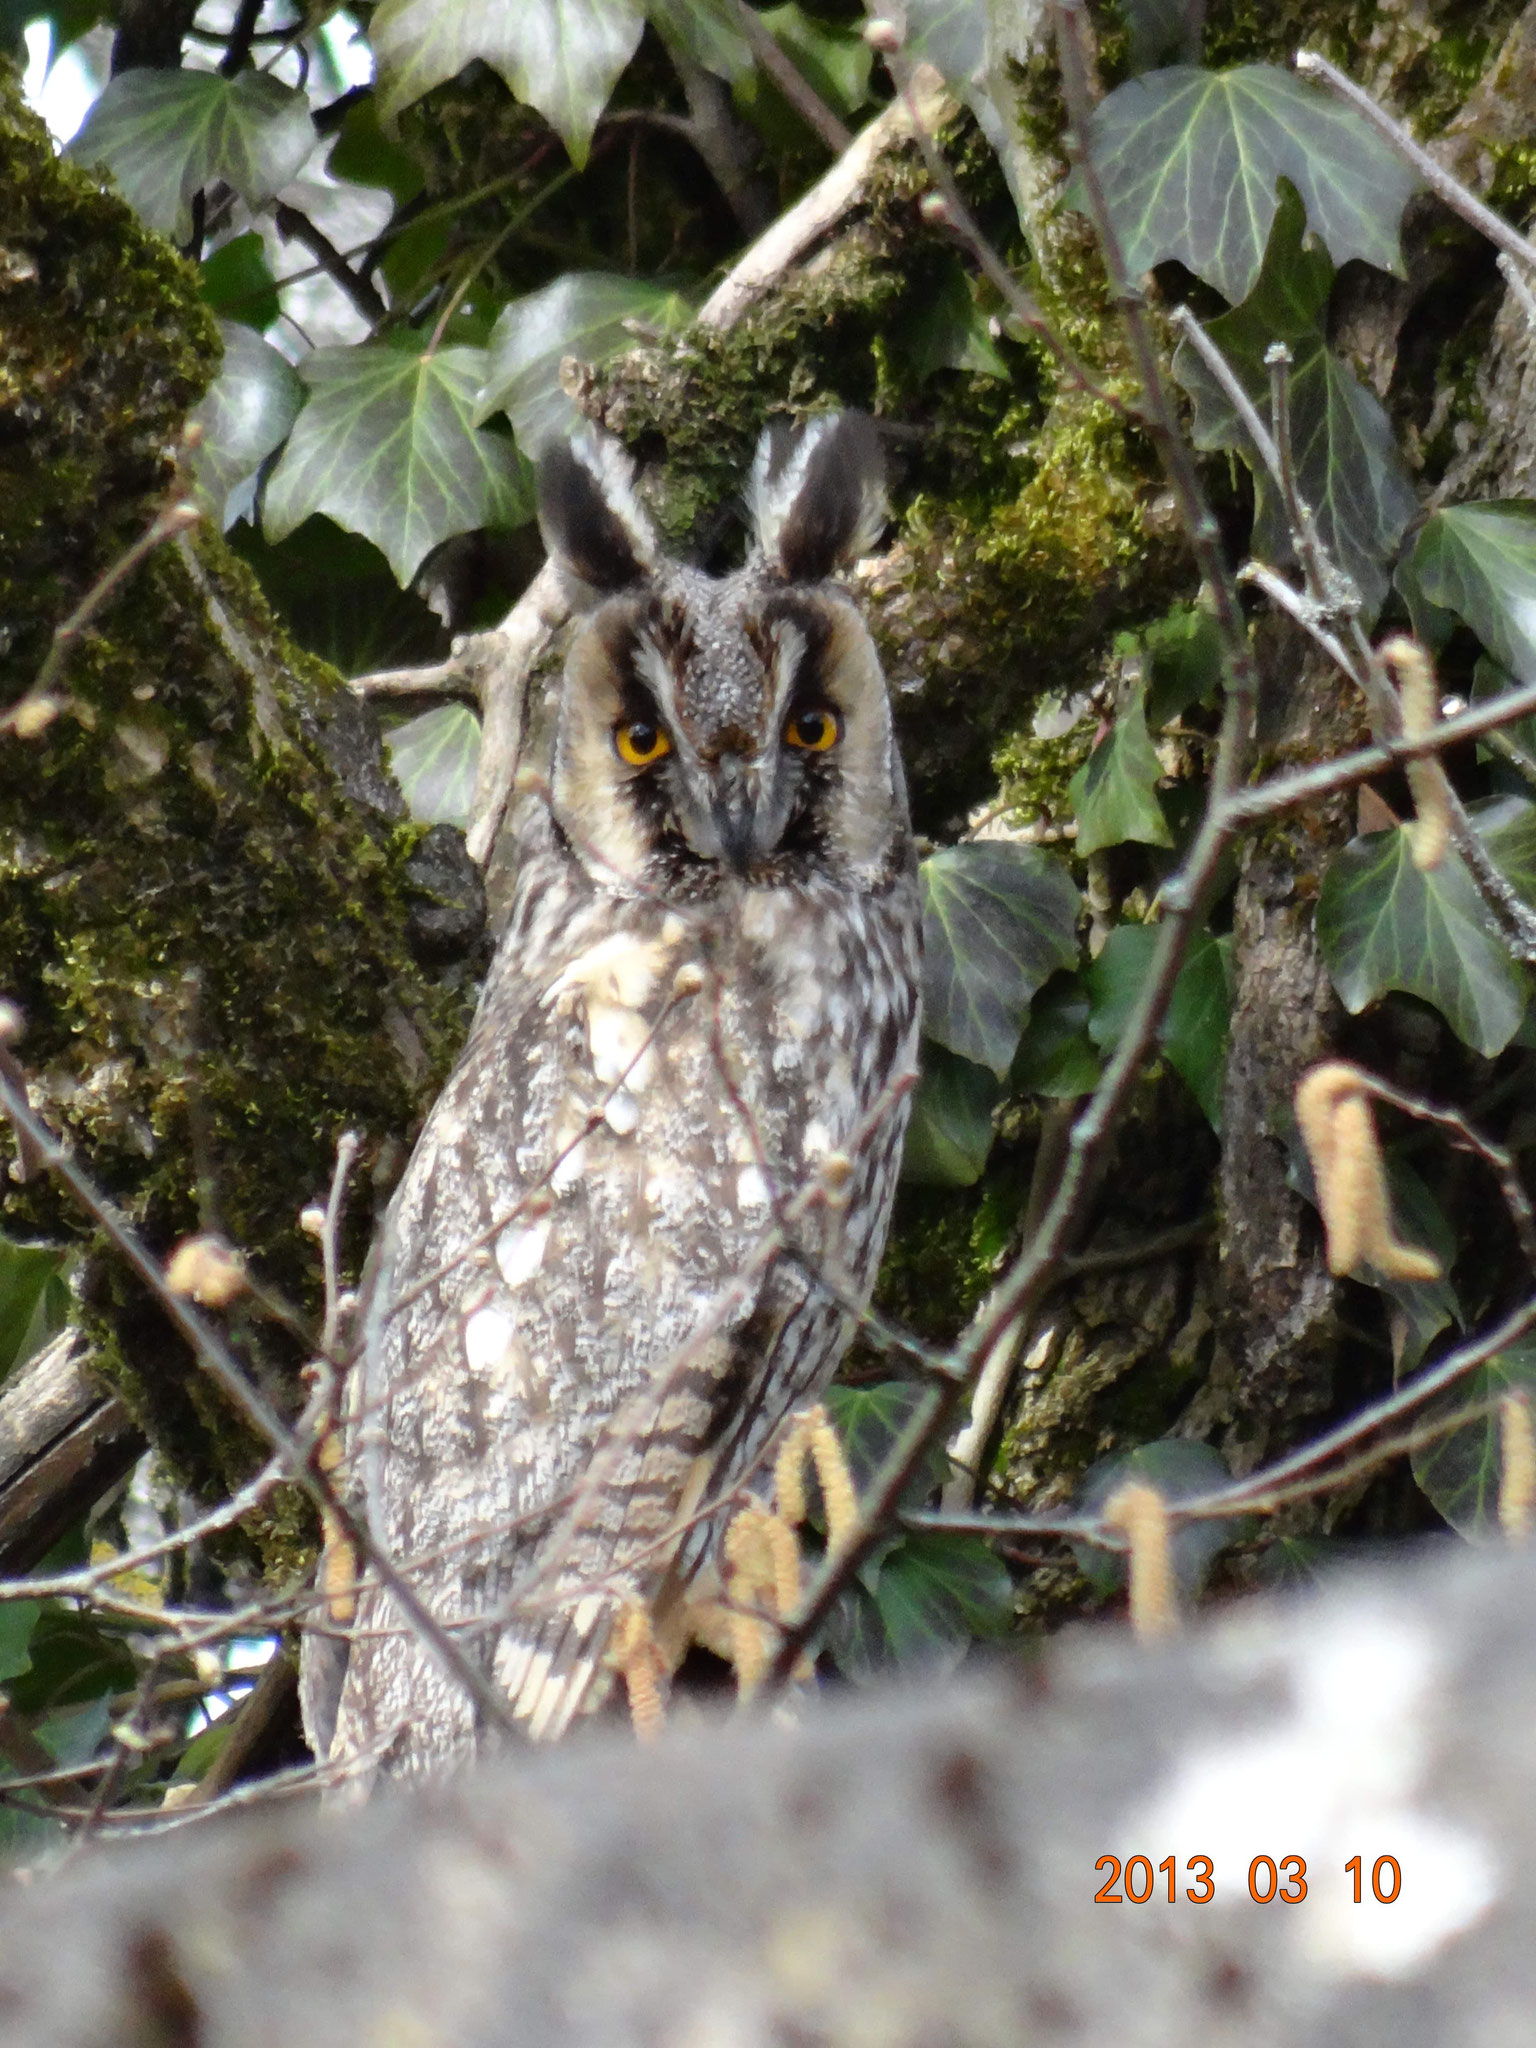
xmin=306 ymin=412 xmax=921 ymax=1783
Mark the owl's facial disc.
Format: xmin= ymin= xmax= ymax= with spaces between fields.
xmin=553 ymin=570 xmax=903 ymax=887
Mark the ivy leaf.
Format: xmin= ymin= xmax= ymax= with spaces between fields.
xmin=825 ymin=1381 xmax=946 ymax=1503
xmin=0 ymin=1600 xmax=40 ymax=1685
xmin=901 ymin=1045 xmax=999 ymax=1186
xmin=868 ymin=1533 xmax=1015 ymax=1675
xmin=68 ymin=68 xmax=316 ymax=241
xmin=1068 ymin=685 xmax=1172 ymax=857
xmin=903 ymin=256 xmax=1008 ymax=384
xmin=1162 ymin=930 xmax=1231 ymax=1128
xmin=1377 ymin=1154 xmax=1462 ymax=1377
xmin=1084 ymin=64 xmax=1417 ymax=303
xmin=1412 ymin=1337 xmax=1536 ymax=1539
xmin=920 ymin=843 xmax=1080 ymax=1076
xmin=478 ymin=272 xmax=692 ymax=453
xmin=190 ymin=322 xmax=304 ymax=523
xmin=1471 ymin=657 xmax=1536 ymax=777
xmin=648 ymin=0 xmax=753 ymax=80
xmin=1142 ymin=604 xmax=1224 ymax=727
xmin=901 ymin=0 xmax=984 ymax=96
xmin=1172 ymin=184 xmax=1417 ymax=624
xmin=1071 ymin=1439 xmax=1246 ymax=1598
xmin=5 ymin=1606 xmax=136 ymax=1716
xmin=1395 ymin=502 xmax=1536 ymax=681
xmin=326 ymin=95 xmax=426 ymax=206
xmin=1010 ymin=976 xmax=1102 ymax=1097
xmin=0 ymin=1236 xmax=64 ymax=1382
xmin=1315 ymin=823 xmax=1527 ymax=1056
xmin=385 ymin=704 xmax=482 ymax=829
xmin=198 ymin=231 xmax=279 ymax=332
xmin=231 ymin=517 xmax=447 ymax=680
xmin=372 ymin=0 xmax=646 ymax=166
xmin=1084 ymin=926 xmax=1230 ymax=1125
xmin=1471 ymin=793 xmax=1536 ymax=908
xmin=264 ymin=346 xmax=533 ymax=586
xmin=734 ymin=4 xmax=873 ymax=133
xmin=1116 ymin=0 xmax=1204 ymax=71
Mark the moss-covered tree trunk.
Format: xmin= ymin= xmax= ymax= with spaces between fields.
xmin=0 ymin=68 xmax=468 ymax=1569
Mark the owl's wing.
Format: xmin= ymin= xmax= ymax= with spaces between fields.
xmin=321 ymin=895 xmax=815 ymax=1775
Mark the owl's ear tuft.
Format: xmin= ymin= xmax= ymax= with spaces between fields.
xmin=538 ymin=429 xmax=659 ymax=594
xmin=748 ymin=411 xmax=886 ymax=582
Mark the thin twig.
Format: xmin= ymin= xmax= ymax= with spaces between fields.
xmin=730 ymin=0 xmax=853 ymax=154
xmin=319 ymin=1131 xmax=361 ymax=1360
xmin=272 ymin=204 xmax=387 ymax=327
xmin=0 ymin=1064 xmax=518 ymax=1742
xmin=6 ymin=498 xmax=201 ymax=736
xmin=1236 ymin=562 xmax=1359 ymax=678
xmin=1498 ymin=251 xmax=1536 ymax=333
xmin=1347 ymin=1070 xmax=1536 ymax=1275
xmin=1295 ymin=51 xmax=1536 ymax=276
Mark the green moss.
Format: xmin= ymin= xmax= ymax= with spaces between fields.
xmin=0 ymin=70 xmax=468 ymax=1573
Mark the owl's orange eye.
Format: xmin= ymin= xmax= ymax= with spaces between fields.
xmin=614 ymin=718 xmax=673 ymax=767
xmin=784 ymin=706 xmax=841 ymax=752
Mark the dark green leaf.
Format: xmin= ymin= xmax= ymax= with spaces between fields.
xmin=1116 ymin=0 xmax=1203 ymax=70
xmin=0 ymin=1237 xmax=64 ymax=1382
xmin=818 ymin=1579 xmax=888 ymax=1684
xmin=0 ymin=1602 xmax=41 ymax=1685
xmin=1172 ymin=184 xmax=1417 ymax=623
xmin=479 ymin=272 xmax=692 ymax=453
xmin=901 ymin=1044 xmax=999 ymax=1186
xmin=1396 ymin=501 xmax=1536 ymax=681
xmin=825 ymin=1381 xmax=945 ymax=1503
xmin=198 ymin=232 xmax=279 ymax=332
xmin=190 ymin=322 xmax=304 ymax=520
xmin=1083 ymin=925 xmax=1230 ymax=1123
xmin=264 ymin=346 xmax=533 ymax=585
xmin=372 ymin=0 xmax=646 ymax=165
xmin=903 ymin=257 xmax=1008 ymax=384
xmin=1072 ymin=1439 xmax=1244 ymax=1597
xmin=1068 ymin=684 xmax=1172 ymax=856
xmin=1471 ymin=657 xmax=1536 ymax=777
xmin=385 ymin=704 xmax=482 ymax=829
xmin=1 ymin=3 xmax=103 ymax=62
xmin=1377 ymin=1153 xmax=1461 ymax=1377
xmin=920 ymin=842 xmax=1080 ymax=1076
xmin=1411 ymin=1337 xmax=1536 ymax=1540
xmin=326 ymin=96 xmax=425 ymax=206
xmin=1315 ymin=823 xmax=1527 ymax=1056
xmin=68 ymin=68 xmax=316 ymax=241
xmin=1084 ymin=64 xmax=1417 ymax=302
xmin=1010 ymin=976 xmax=1102 ymax=1097
xmin=6 ymin=1607 xmax=136 ymax=1717
xmin=870 ymin=1532 xmax=1014 ymax=1674
xmin=169 ymin=1718 xmax=231 ymax=1786
xmin=1142 ymin=604 xmax=1224 ymax=727
xmin=1162 ymin=930 xmax=1230 ymax=1129
xmin=648 ymin=0 xmax=753 ymax=79
xmin=1084 ymin=923 xmax=1159 ymax=1052
xmin=230 ymin=517 xmax=448 ymax=678
xmin=901 ymin=0 xmax=984 ymax=94
xmin=1469 ymin=792 xmax=1536 ymax=908
xmin=735 ymin=4 xmax=873 ymax=126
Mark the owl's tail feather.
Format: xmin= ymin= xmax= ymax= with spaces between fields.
xmin=491 ymin=1341 xmax=740 ymax=1741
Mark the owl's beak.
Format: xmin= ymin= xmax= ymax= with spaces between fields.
xmin=710 ymin=758 xmax=758 ymax=874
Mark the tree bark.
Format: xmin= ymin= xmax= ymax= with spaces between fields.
xmin=0 ymin=70 xmax=468 ymax=1551
xmin=1 ymin=1537 xmax=1533 ymax=2043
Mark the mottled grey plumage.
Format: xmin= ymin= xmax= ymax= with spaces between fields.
xmin=307 ymin=414 xmax=920 ymax=1784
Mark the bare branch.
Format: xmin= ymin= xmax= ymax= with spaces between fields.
xmin=1296 ymin=50 xmax=1536 ymax=276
